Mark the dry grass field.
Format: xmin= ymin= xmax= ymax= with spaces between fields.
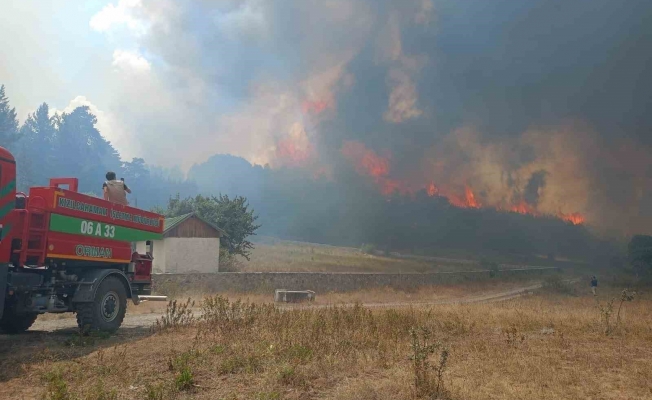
xmin=113 ymin=279 xmax=541 ymax=318
xmin=238 ymin=237 xmax=564 ymax=273
xmin=3 ymin=281 xmax=651 ymax=400
xmin=241 ymin=239 xmax=443 ymax=273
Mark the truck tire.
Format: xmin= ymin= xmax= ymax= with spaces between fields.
xmin=0 ymin=309 xmax=38 ymax=333
xmin=76 ymin=276 xmax=127 ymax=334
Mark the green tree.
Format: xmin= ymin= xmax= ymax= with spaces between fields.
xmin=54 ymin=106 xmax=122 ymax=193
xmin=12 ymin=103 xmax=56 ymax=188
xmin=0 ymin=85 xmax=20 ymax=145
xmin=161 ymin=194 xmax=261 ymax=260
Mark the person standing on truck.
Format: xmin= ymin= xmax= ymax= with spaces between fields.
xmin=103 ymin=171 xmax=131 ymax=206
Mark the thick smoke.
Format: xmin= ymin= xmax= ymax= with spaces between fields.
xmin=98 ymin=0 xmax=652 ymax=236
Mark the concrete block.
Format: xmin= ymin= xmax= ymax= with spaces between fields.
xmin=275 ymin=289 xmax=315 ymax=303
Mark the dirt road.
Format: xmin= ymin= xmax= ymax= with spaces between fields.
xmin=23 ymin=282 xmax=543 ymax=333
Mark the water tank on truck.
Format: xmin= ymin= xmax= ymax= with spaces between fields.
xmin=0 ymin=146 xmax=167 ymax=334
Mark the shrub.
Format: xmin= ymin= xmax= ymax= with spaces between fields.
xmin=175 ymin=366 xmax=194 ymax=391
xmin=219 ymin=250 xmax=243 ymax=272
xmin=153 ymin=298 xmax=195 ymax=332
xmin=409 ymin=326 xmax=451 ymax=399
xmin=360 ymin=243 xmax=377 ymax=255
xmin=144 ymin=383 xmax=166 ymax=400
xmin=43 ymin=369 xmax=72 ymax=400
xmin=596 ymin=288 xmax=636 ymax=335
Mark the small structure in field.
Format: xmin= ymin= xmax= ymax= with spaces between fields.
xmin=136 ymin=212 xmax=226 ymax=274
xmin=274 ymin=289 xmax=316 ymax=303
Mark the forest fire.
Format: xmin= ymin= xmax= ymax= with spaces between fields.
xmin=509 ymin=200 xmax=540 ymax=216
xmin=340 ymin=141 xmax=390 ymax=179
xmin=436 ymin=186 xmax=481 ymax=209
xmin=559 ymin=212 xmax=585 ymax=225
xmin=339 ymin=141 xmax=585 ymax=224
xmin=426 ymin=183 xmax=480 ymax=209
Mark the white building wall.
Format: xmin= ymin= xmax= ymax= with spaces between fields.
xmin=163 ymin=237 xmax=220 ymax=273
xmin=136 ymin=240 xmax=166 ymax=273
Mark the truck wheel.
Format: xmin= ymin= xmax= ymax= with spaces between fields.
xmin=76 ymin=276 xmax=127 ymax=334
xmin=0 ymin=309 xmax=38 ymax=333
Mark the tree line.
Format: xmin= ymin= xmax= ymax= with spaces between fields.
xmin=0 ymin=84 xmax=617 ymax=263
xmin=0 ymin=85 xmax=260 ymax=260
xmin=0 ymin=85 xmax=197 ymax=208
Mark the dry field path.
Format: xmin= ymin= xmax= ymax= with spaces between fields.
xmin=19 ymin=282 xmax=545 ymax=334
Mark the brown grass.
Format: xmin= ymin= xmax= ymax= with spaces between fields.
xmin=242 ymin=240 xmax=473 ymax=273
xmin=130 ymin=279 xmax=541 ymax=316
xmin=243 ymin=236 xmax=585 ymax=273
xmin=3 ymin=285 xmax=652 ymax=400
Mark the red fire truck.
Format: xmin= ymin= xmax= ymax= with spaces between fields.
xmin=0 ymin=146 xmax=166 ymax=334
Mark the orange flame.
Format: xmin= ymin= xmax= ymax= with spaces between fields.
xmin=340 ymin=141 xmax=390 ymax=179
xmin=464 ymin=186 xmax=480 ymax=208
xmin=426 ymin=182 xmax=439 ymax=197
xmin=444 ymin=186 xmax=480 ymax=209
xmin=340 ymin=142 xmax=584 ymax=224
xmin=509 ymin=200 xmax=539 ymax=216
xmin=379 ymin=179 xmax=416 ymax=196
xmin=559 ymin=212 xmax=585 ymax=225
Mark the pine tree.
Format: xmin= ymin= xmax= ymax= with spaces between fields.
xmin=13 ymin=103 xmax=56 ymax=188
xmin=0 ymin=85 xmax=20 ymax=145
xmin=54 ymin=106 xmax=122 ymax=192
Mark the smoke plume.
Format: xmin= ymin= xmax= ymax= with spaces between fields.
xmin=93 ymin=0 xmax=652 ymax=236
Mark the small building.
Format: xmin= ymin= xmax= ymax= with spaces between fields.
xmin=136 ymin=212 xmax=226 ymax=274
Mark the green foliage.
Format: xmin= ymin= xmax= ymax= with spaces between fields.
xmin=42 ymin=369 xmax=72 ymax=400
xmin=0 ymin=85 xmax=20 ymax=146
xmin=154 ymin=298 xmax=195 ymax=332
xmin=175 ymin=366 xmax=194 ymax=391
xmin=5 ymin=91 xmax=198 ymax=207
xmin=144 ymin=383 xmax=166 ymax=400
xmin=409 ymin=326 xmax=451 ymax=399
xmin=88 ymin=381 xmax=118 ymax=400
xmin=162 ymin=194 xmax=261 ymax=260
xmin=360 ymin=243 xmax=377 ymax=254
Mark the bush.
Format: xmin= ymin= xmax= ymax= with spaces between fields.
xmin=175 ymin=366 xmax=194 ymax=391
xmin=360 ymin=243 xmax=377 ymax=255
xmin=409 ymin=327 xmax=451 ymax=399
xmin=43 ymin=369 xmax=71 ymax=400
xmin=153 ymin=298 xmax=195 ymax=332
xmin=596 ymin=288 xmax=636 ymax=336
xmin=219 ymin=250 xmax=243 ymax=272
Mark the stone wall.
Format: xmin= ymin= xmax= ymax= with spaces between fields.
xmin=152 ymin=267 xmax=559 ymax=294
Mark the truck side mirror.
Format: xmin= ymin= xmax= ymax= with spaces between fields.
xmin=146 ymin=240 xmax=154 ymax=255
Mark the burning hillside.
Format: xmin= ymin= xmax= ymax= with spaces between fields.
xmin=336 ymin=139 xmax=585 ymax=225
